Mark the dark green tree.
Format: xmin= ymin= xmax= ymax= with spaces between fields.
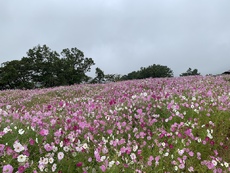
xmin=121 ymin=64 xmax=173 ymax=80
xmin=60 ymin=48 xmax=95 ymax=85
xmin=0 ymin=45 xmax=95 ymax=90
xmin=104 ymin=74 xmax=121 ymax=82
xmin=180 ymin=68 xmax=200 ymax=76
xmin=0 ymin=60 xmax=35 ymax=89
xmin=25 ymin=44 xmax=60 ymax=87
xmin=94 ymin=67 xmax=105 ymax=83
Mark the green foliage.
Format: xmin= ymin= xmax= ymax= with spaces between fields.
xmin=121 ymin=64 xmax=173 ymax=80
xmin=104 ymin=74 xmax=122 ymax=82
xmin=0 ymin=45 xmax=95 ymax=89
xmin=93 ymin=67 xmax=105 ymax=83
xmin=180 ymin=67 xmax=200 ymax=76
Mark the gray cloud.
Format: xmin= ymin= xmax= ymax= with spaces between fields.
xmin=1 ymin=0 xmax=230 ymax=77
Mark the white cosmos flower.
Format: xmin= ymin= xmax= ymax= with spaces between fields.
xmin=174 ymin=166 xmax=178 ymax=171
xmin=212 ymin=160 xmax=217 ymax=166
xmin=72 ymin=152 xmax=77 ymax=157
xmin=132 ymin=95 xmax=137 ymax=99
xmin=18 ymin=129 xmax=25 ymax=135
xmin=207 ymin=133 xmax=213 ymax=139
xmin=82 ymin=143 xmax=88 ymax=150
xmin=53 ymin=146 xmax=58 ymax=152
xmin=100 ymin=156 xmax=106 ymax=162
xmin=164 ymin=152 xmax=169 ymax=157
xmin=17 ymin=154 xmax=27 ymax=162
xmin=60 ymin=141 xmax=63 ymax=147
xmin=63 ymin=146 xmax=70 ymax=152
xmin=109 ymin=161 xmax=115 ymax=167
xmin=49 ymin=157 xmax=54 ymax=164
xmin=43 ymin=158 xmax=49 ymax=164
xmin=6 ymin=105 xmax=11 ymax=109
xmin=224 ymin=162 xmax=229 ymax=168
xmin=3 ymin=127 xmax=12 ymax=133
xmin=133 ymin=145 xmax=138 ymax=152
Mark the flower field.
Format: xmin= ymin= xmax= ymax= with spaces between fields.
xmin=0 ymin=75 xmax=230 ymax=173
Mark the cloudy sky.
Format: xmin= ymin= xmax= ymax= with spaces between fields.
xmin=1 ymin=0 xmax=230 ymax=77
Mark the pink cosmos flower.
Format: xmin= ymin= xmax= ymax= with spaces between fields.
xmin=149 ymin=155 xmax=154 ymax=161
xmin=147 ymin=160 xmax=152 ymax=166
xmin=100 ymin=165 xmax=106 ymax=172
xmin=178 ymin=149 xmax=184 ymax=156
xmin=0 ymin=144 xmax=5 ymax=151
xmin=207 ymin=90 xmax=213 ymax=97
xmin=107 ymin=129 xmax=113 ymax=135
xmin=39 ymin=129 xmax=49 ymax=136
xmin=207 ymin=162 xmax=215 ymax=170
xmin=29 ymin=138 xmax=35 ymax=145
xmin=44 ymin=143 xmax=53 ymax=152
xmin=188 ymin=151 xmax=194 ymax=157
xmin=155 ymin=155 xmax=160 ymax=162
xmin=179 ymin=163 xmax=185 ymax=169
xmin=6 ymin=146 xmax=13 ymax=155
xmin=3 ymin=164 xmax=14 ymax=173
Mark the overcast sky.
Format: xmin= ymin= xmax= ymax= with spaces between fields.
xmin=1 ymin=0 xmax=230 ymax=77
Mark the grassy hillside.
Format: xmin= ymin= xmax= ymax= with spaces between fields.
xmin=0 ymin=75 xmax=230 ymax=173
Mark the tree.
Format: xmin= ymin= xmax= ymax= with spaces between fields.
xmin=60 ymin=48 xmax=95 ymax=85
xmin=25 ymin=44 xmax=60 ymax=87
xmin=0 ymin=45 xmax=95 ymax=90
xmin=121 ymin=64 xmax=173 ymax=80
xmin=180 ymin=68 xmax=200 ymax=76
xmin=0 ymin=60 xmax=35 ymax=89
xmin=94 ymin=67 xmax=105 ymax=83
xmin=104 ymin=74 xmax=121 ymax=82
xmin=139 ymin=64 xmax=173 ymax=78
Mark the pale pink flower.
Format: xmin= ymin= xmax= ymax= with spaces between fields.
xmin=188 ymin=166 xmax=194 ymax=172
xmin=3 ymin=164 xmax=13 ymax=173
xmin=178 ymin=149 xmax=184 ymax=156
xmin=179 ymin=163 xmax=185 ymax=169
xmin=52 ymin=163 xmax=57 ymax=172
xmin=130 ymin=153 xmax=136 ymax=160
xmin=188 ymin=151 xmax=194 ymax=157
xmin=13 ymin=142 xmax=24 ymax=153
xmin=58 ymin=152 xmax=64 ymax=160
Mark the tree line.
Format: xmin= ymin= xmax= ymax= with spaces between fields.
xmin=0 ymin=45 xmax=94 ymax=89
xmin=0 ymin=44 xmax=200 ymax=90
